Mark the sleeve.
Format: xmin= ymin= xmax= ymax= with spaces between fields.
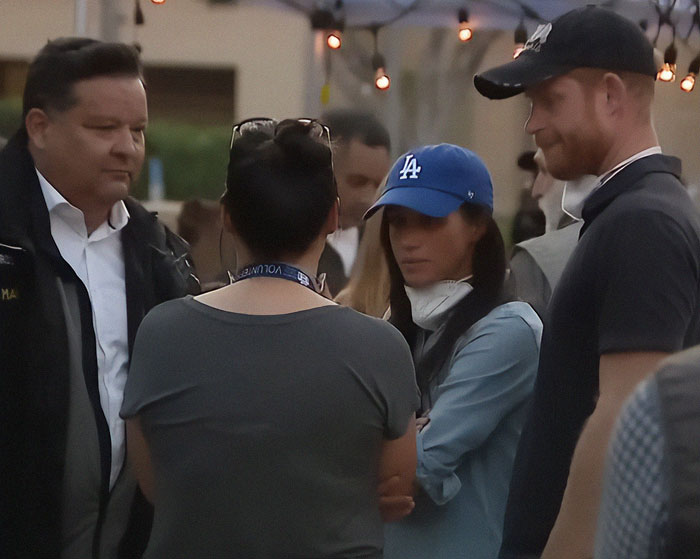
xmin=416 ymin=313 xmax=540 ymax=505
xmin=594 ymin=378 xmax=668 ymax=559
xmin=373 ymin=321 xmax=421 ymax=440
xmin=509 ymin=248 xmax=550 ymax=320
xmin=596 ymin=209 xmax=699 ymax=355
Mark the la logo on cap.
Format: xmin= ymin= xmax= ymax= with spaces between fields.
xmin=399 ymin=154 xmax=422 ymax=180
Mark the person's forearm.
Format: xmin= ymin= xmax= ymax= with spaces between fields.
xmin=542 ymin=352 xmax=668 ymax=559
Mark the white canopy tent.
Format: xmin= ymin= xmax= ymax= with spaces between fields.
xmin=249 ymin=0 xmax=696 ymax=31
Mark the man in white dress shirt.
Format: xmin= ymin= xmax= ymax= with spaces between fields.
xmin=318 ymin=109 xmax=391 ymax=295
xmin=0 ymin=38 xmax=198 ymax=558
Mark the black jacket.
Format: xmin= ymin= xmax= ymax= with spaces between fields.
xmin=0 ymin=130 xmax=199 ymax=558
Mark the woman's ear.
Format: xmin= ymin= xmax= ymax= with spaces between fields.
xmin=219 ymin=203 xmax=236 ymax=236
xmin=471 ymin=217 xmax=488 ymax=245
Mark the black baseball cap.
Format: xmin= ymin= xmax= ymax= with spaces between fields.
xmin=474 ymin=6 xmax=657 ymax=100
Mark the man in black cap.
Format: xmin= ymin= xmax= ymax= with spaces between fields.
xmin=474 ymin=6 xmax=700 ymax=559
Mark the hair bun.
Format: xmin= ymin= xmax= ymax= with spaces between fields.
xmin=273 ymin=120 xmax=331 ymax=170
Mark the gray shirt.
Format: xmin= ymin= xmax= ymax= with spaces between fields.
xmin=509 ymin=220 xmax=582 ymax=318
xmin=121 ymin=296 xmax=419 ymax=558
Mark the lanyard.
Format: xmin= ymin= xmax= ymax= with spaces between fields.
xmin=234 ymin=263 xmax=323 ymax=293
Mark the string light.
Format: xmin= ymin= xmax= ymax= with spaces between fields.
xmin=310 ymin=3 xmax=344 ymax=51
xmin=513 ymin=20 xmax=527 ymax=58
xmin=372 ymin=51 xmax=390 ymax=90
xmin=327 ymin=31 xmax=342 ymax=49
xmin=680 ymin=72 xmax=696 ymax=91
xmin=370 ymin=27 xmax=390 ymax=91
xmin=680 ymin=53 xmax=700 ymax=92
xmin=658 ymin=42 xmax=678 ymax=82
xmin=458 ymin=8 xmax=473 ymax=42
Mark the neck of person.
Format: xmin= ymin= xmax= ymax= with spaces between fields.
xmin=31 ymin=152 xmax=113 ymax=235
xmin=84 ymin=208 xmax=112 ymax=235
xmin=196 ymin=236 xmax=334 ymax=315
xmin=236 ymin=245 xmax=321 ymax=280
xmin=596 ymin=124 xmax=659 ymax=177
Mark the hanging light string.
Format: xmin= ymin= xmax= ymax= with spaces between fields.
xmin=652 ymin=0 xmax=678 ymax=45
xmin=458 ymin=7 xmax=473 ymax=42
xmin=371 ymin=26 xmax=391 ymax=90
xmin=684 ymin=0 xmax=700 ymax=39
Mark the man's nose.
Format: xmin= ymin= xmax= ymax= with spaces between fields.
xmin=112 ymin=127 xmax=141 ymax=157
xmin=524 ymin=104 xmax=541 ymax=135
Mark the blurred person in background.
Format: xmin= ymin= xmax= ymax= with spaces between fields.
xmin=365 ymin=144 xmax=542 ymax=559
xmin=0 ymin=38 xmax=198 ymax=558
xmin=509 ymin=148 xmax=596 ymax=317
xmin=121 ymin=119 xmax=419 ymax=558
xmin=510 ymin=151 xmax=545 ymax=245
xmin=319 ymin=109 xmax=392 ymax=295
xmin=177 ymin=198 xmax=229 ymax=290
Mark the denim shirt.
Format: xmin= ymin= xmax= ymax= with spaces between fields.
xmin=384 ymin=301 xmax=542 ymax=559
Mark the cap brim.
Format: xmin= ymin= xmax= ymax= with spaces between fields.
xmin=474 ymin=52 xmax=574 ymax=99
xmin=363 ymin=186 xmax=465 ymax=220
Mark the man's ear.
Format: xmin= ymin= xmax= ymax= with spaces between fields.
xmin=602 ymin=72 xmax=626 ymax=117
xmin=25 ymin=108 xmax=51 ymax=150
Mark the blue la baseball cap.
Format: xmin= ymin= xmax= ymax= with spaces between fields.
xmin=364 ymin=144 xmax=493 ymax=219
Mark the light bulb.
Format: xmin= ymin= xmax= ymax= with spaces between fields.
xmin=375 ymin=69 xmax=390 ymax=90
xmin=459 ymin=24 xmax=473 ymax=42
xmin=326 ymin=32 xmax=341 ymax=50
xmin=680 ymin=73 xmax=696 ymax=92
xmin=657 ymin=63 xmax=676 ymax=82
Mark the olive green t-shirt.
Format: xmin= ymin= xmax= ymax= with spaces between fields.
xmin=121 ymin=296 xmax=419 ymax=558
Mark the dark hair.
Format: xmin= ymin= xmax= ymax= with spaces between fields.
xmin=382 ymin=203 xmax=509 ymax=394
xmin=517 ymin=150 xmax=537 ymax=173
xmin=22 ymin=37 xmax=143 ymax=119
xmin=222 ymin=119 xmax=337 ymax=261
xmin=321 ymin=109 xmax=391 ymax=151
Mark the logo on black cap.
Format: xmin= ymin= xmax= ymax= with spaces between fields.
xmin=524 ymin=23 xmax=552 ymax=53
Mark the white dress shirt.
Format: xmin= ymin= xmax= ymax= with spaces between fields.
xmin=326 ymin=226 xmax=360 ymax=277
xmin=37 ymin=170 xmax=129 ymax=490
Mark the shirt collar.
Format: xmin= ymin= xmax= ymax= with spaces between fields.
xmin=561 ymin=147 xmax=662 ymax=221
xmin=580 ymin=153 xmax=682 ymax=233
xmin=597 ymin=146 xmax=663 ymax=188
xmin=36 ymin=168 xmax=130 ymax=235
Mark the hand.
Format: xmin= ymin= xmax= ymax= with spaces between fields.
xmin=378 ymin=475 xmax=415 ymax=523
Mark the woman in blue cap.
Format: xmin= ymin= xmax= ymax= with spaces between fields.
xmin=366 ymin=144 xmax=542 ymax=558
